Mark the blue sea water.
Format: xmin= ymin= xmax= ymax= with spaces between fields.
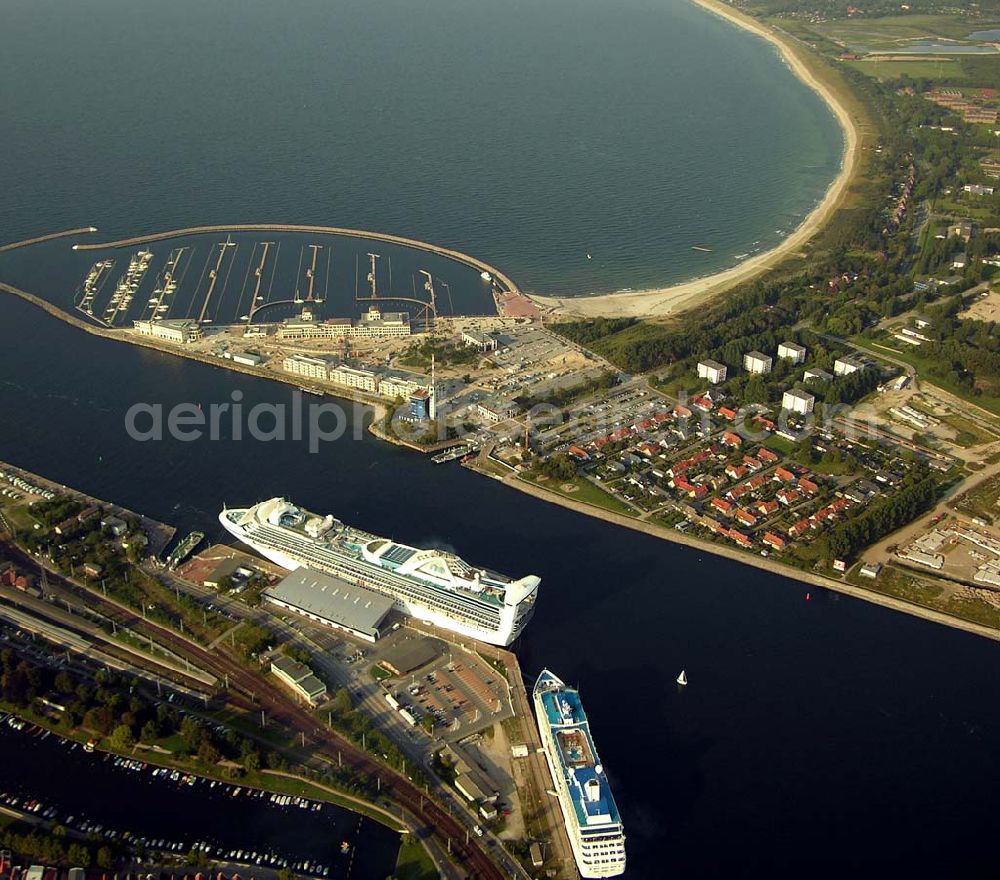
xmin=0 ymin=0 xmax=842 ymax=296
xmin=7 ymin=3 xmax=994 ymax=879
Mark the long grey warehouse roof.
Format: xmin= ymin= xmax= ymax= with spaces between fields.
xmin=265 ymin=568 xmax=394 ymax=638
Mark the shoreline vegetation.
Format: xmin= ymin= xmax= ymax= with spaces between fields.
xmin=482 ymin=465 xmax=1000 ymax=644
xmin=528 ymin=0 xmax=865 ymax=319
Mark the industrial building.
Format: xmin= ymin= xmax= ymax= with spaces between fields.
xmin=270 ymin=654 xmax=328 ymax=706
xmin=477 ymin=396 xmax=520 ymax=422
xmin=744 ymin=351 xmax=773 ymax=375
xmin=132 ymin=319 xmax=202 ymax=344
xmin=462 ymin=329 xmax=499 ymax=352
xmin=264 ymin=568 xmax=394 ymax=642
xmin=782 ymin=388 xmax=815 ymax=414
xmin=777 ymin=341 xmax=806 ymax=364
xmin=697 ymin=359 xmax=727 ymax=384
xmin=231 ymin=351 xmax=264 ymax=367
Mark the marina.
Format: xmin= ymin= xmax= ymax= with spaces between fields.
xmin=74 ymin=258 xmax=114 ymax=318
xmin=0 ymin=227 xmax=503 ymax=332
xmin=0 ymin=714 xmax=398 ymax=879
xmin=103 ymin=249 xmax=153 ymax=325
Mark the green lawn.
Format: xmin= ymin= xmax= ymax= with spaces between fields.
xmin=523 ymin=475 xmax=636 ymax=516
xmin=848 ymin=58 xmax=964 ymax=81
xmin=813 ymin=13 xmax=1000 ymax=49
xmin=393 ymin=837 xmax=438 ymax=880
xmin=764 ymin=435 xmax=797 ymax=456
xmin=851 ymin=335 xmax=1000 ymax=416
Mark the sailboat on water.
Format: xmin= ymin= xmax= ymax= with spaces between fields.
xmin=677 ymin=670 xmax=687 ymax=686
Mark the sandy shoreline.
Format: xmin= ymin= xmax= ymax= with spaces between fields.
xmin=530 ymin=0 xmax=861 ymax=320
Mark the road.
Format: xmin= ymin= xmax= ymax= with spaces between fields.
xmin=155 ymin=567 xmax=532 ymax=879
xmin=3 ymin=544 xmax=510 ymax=880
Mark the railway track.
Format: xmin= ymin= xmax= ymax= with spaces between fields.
xmin=1 ymin=541 xmax=508 ymax=879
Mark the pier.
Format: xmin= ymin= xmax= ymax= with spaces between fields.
xmin=70 ymin=222 xmax=524 ymax=306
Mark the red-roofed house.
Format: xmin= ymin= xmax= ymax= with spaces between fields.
xmin=568 ymin=445 xmax=591 ymax=462
xmin=692 ymin=396 xmax=713 ymax=412
xmin=799 ymin=478 xmax=819 ymax=495
xmin=711 ymin=497 xmax=733 ymax=515
xmin=718 ymin=406 xmax=738 ymax=420
xmin=726 ymin=484 xmax=749 ymax=501
xmin=777 ymin=488 xmax=800 ymax=506
xmin=752 ymin=415 xmax=776 ymax=432
xmin=636 ymin=441 xmax=661 ymax=457
xmin=673 ymin=404 xmax=692 ymax=419
xmin=745 ymin=474 xmax=767 ymax=491
xmin=728 ymin=529 xmax=752 ymax=548
xmin=756 ymin=499 xmax=780 ymax=516
xmin=735 ymin=508 xmax=757 ymax=527
xmin=757 ymin=447 xmax=779 ymax=464
xmin=774 ymin=467 xmax=796 ymax=483
xmin=789 ymin=519 xmax=811 ymax=538
xmin=721 ymin=431 xmax=742 ymax=448
xmin=743 ymin=455 xmax=762 ymax=471
xmin=725 ymin=464 xmax=748 ymax=480
xmin=763 ymin=532 xmax=786 ymax=551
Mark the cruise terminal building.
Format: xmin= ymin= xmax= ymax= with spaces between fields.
xmin=264 ymin=567 xmax=394 ymax=642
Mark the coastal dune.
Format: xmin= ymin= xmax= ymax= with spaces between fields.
xmin=530 ymin=0 xmax=861 ymax=320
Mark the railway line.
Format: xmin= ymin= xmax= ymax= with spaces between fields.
xmin=0 ymin=540 xmax=509 ymax=879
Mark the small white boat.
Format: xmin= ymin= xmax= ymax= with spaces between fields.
xmin=676 ymin=670 xmax=687 ymax=686
xmin=480 ymin=270 xmax=492 ymax=282
xmin=586 ymin=253 xmax=592 ymax=260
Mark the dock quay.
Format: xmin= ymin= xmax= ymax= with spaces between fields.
xmin=431 ymin=444 xmax=477 ymax=464
xmin=69 ymin=222 xmax=524 ymax=304
xmin=0 ymin=459 xmax=176 ymax=557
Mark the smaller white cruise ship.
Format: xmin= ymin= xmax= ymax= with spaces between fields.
xmin=534 ymin=670 xmax=626 ymax=878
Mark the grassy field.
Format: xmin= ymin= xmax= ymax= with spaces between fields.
xmin=393 ymin=838 xmax=438 ymax=880
xmin=522 ymin=474 xmax=636 ymax=516
xmin=951 ymin=472 xmax=1000 ymax=520
xmin=851 ymin=335 xmax=1000 ymax=416
xmin=812 ymin=14 xmax=1000 ymax=50
xmin=847 ymin=58 xmax=965 ymax=80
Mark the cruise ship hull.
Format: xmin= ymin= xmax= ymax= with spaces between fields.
xmin=534 ymin=670 xmax=626 ymax=878
xmin=219 ymin=504 xmax=537 ymax=646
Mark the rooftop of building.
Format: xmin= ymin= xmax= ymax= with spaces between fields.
xmin=265 ymin=567 xmax=394 ymax=636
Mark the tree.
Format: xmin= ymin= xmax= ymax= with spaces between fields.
xmin=140 ymin=719 xmax=160 ymax=743
xmin=109 ymin=724 xmax=134 ymax=751
xmin=96 ymin=846 xmax=114 ymax=869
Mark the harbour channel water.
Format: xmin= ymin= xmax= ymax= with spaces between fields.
xmin=1 ymin=294 xmax=999 ymax=877
xmin=1 ymin=0 xmax=996 ymax=876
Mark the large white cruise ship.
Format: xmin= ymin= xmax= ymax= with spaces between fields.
xmin=534 ymin=670 xmax=626 ymax=878
xmin=220 ymin=498 xmax=539 ymax=646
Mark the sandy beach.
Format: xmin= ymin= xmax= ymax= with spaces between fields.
xmin=530 ymin=0 xmax=862 ymax=320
